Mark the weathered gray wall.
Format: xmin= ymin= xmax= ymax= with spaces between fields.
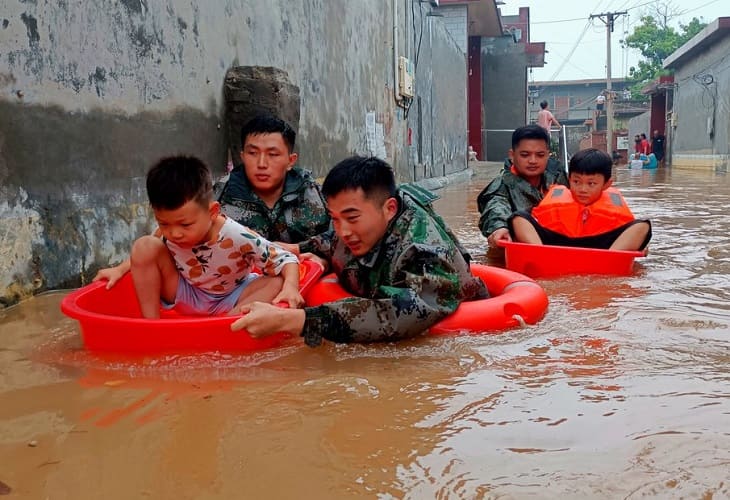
xmin=0 ymin=0 xmax=468 ymax=306
xmin=409 ymin=10 xmax=468 ymax=180
xmin=670 ymin=34 xmax=730 ymax=171
xmin=481 ymin=36 xmax=528 ymax=161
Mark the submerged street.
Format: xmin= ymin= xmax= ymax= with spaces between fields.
xmin=0 ymin=162 xmax=729 ymax=499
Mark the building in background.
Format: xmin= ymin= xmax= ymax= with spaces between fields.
xmin=436 ymin=0 xmax=506 ymax=162
xmin=662 ymin=17 xmax=730 ymax=171
xmin=436 ymin=3 xmax=549 ymax=162
xmin=529 ymin=78 xmax=648 ymax=160
xmin=478 ymin=6 xmax=546 ymax=161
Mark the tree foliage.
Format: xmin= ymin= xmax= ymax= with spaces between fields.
xmin=622 ymin=13 xmax=706 ymax=96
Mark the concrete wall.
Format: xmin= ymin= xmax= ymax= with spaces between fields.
xmin=409 ymin=11 xmax=468 ymax=180
xmin=438 ymin=5 xmax=468 ymax=54
xmin=0 ymin=0 xmax=469 ymax=306
xmin=670 ymin=34 xmax=730 ymax=171
xmin=481 ymin=36 xmax=528 ymax=161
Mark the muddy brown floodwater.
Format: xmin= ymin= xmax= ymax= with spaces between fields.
xmin=1 ymin=162 xmax=729 ymax=499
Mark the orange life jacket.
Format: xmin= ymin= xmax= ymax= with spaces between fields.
xmin=531 ymin=185 xmax=635 ymax=238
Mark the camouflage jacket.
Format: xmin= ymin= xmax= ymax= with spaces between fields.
xmin=477 ymin=167 xmax=568 ymax=237
xmin=218 ymin=167 xmax=330 ymax=243
xmin=298 ymin=184 xmax=488 ymax=347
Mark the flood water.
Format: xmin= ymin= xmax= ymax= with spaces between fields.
xmin=1 ymin=163 xmax=729 ymax=499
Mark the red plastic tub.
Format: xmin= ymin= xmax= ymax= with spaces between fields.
xmin=61 ymin=260 xmax=323 ymax=353
xmin=497 ymin=240 xmax=644 ymax=278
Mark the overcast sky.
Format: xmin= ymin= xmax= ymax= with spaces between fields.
xmin=499 ymin=0 xmax=727 ymax=82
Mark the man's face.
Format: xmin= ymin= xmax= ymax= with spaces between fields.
xmin=241 ymin=133 xmax=297 ymax=199
xmin=569 ymin=173 xmax=611 ymax=206
xmin=326 ymin=188 xmax=398 ymax=257
xmin=509 ymin=139 xmax=550 ymax=184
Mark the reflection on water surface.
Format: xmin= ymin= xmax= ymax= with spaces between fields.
xmin=0 ymin=163 xmax=728 ymax=499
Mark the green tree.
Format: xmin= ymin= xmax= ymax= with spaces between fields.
xmin=622 ymin=14 xmax=706 ymax=96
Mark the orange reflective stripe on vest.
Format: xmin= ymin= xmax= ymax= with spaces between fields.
xmin=532 ymin=186 xmax=635 ymax=237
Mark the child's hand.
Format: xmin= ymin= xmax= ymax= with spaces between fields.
xmin=487 ymin=228 xmax=511 ymax=247
xmin=272 ymin=281 xmax=305 ymax=309
xmin=92 ymin=266 xmax=127 ymax=289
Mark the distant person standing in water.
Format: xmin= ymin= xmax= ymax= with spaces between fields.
xmin=639 ymin=133 xmax=651 ymax=155
xmin=536 ymin=100 xmax=561 ymax=134
xmin=652 ymin=130 xmax=666 ymax=167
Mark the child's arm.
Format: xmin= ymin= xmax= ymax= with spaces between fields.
xmin=271 ymin=262 xmax=304 ymax=308
xmin=93 ymin=258 xmax=131 ymax=289
xmin=273 ymin=241 xmax=300 ymax=256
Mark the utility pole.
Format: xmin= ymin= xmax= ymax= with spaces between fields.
xmin=590 ymin=10 xmax=626 ymax=155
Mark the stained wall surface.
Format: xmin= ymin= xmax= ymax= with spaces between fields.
xmin=0 ymin=0 xmax=468 ymax=305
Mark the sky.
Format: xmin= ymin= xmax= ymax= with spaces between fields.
xmin=499 ymin=0 xmax=727 ymax=83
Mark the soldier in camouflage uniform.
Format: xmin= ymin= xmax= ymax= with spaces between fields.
xmin=477 ymin=125 xmax=568 ymax=247
xmin=231 ymin=156 xmax=488 ymax=346
xmin=218 ymin=114 xmax=330 ymax=243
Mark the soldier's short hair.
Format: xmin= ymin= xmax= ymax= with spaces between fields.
xmin=512 ymin=124 xmax=550 ymax=149
xmin=322 ymin=156 xmax=396 ymax=204
xmin=147 ymin=155 xmax=213 ymax=210
xmin=241 ymin=114 xmax=296 ymax=152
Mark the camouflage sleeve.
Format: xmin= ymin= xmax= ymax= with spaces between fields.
xmin=299 ymin=245 xmax=461 ymax=346
xmin=298 ymin=229 xmax=336 ymax=258
xmin=477 ymin=177 xmax=514 ymax=237
xmin=307 ymin=183 xmax=332 ymax=236
xmin=289 ymin=181 xmax=331 ymax=242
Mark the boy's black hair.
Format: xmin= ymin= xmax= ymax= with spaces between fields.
xmin=321 ymin=156 xmax=396 ymax=204
xmin=568 ymin=148 xmax=612 ymax=180
xmin=146 ymin=156 xmax=212 ymax=210
xmin=240 ymin=114 xmax=296 ymax=152
xmin=640 ymin=133 xmax=647 ymax=139
xmin=512 ymin=124 xmax=550 ymax=149
xmin=539 ymin=100 xmax=549 ymax=109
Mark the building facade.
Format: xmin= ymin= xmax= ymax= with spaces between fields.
xmin=529 ymin=78 xmax=648 ymax=158
xmin=0 ymin=0 xmax=498 ymax=306
xmin=663 ymin=17 xmax=730 ymax=171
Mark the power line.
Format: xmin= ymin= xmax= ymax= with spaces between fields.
xmin=547 ymin=21 xmax=593 ymax=81
xmin=625 ymin=0 xmax=661 ymax=12
xmin=589 ymin=10 xmax=628 ymax=152
xmin=678 ymin=0 xmax=722 ymax=17
xmin=531 ymin=17 xmax=586 ymax=25
xmin=528 ymin=0 xmax=652 ymax=25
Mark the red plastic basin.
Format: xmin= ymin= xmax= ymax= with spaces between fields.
xmin=61 ymin=260 xmax=323 ymax=353
xmin=497 ymin=240 xmax=644 ymax=278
